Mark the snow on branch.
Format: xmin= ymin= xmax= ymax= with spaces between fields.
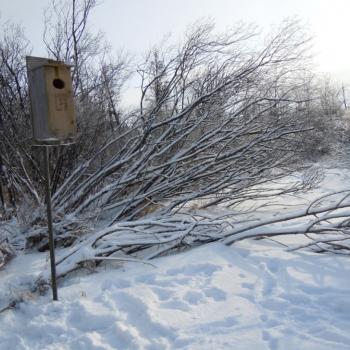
xmin=22 ymin=19 xmax=318 ymax=250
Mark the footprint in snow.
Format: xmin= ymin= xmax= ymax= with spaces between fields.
xmin=112 ymin=291 xmax=178 ymax=340
xmin=172 ymin=276 xmax=193 ymax=286
xmin=67 ymin=302 xmax=116 ymax=332
xmin=266 ymin=259 xmax=280 ymax=273
xmin=278 ymin=292 xmax=311 ymax=306
xmin=161 ymin=299 xmax=191 ymax=312
xmin=150 ymin=286 xmax=174 ymax=301
xmin=260 ymin=314 xmax=281 ymax=328
xmin=101 ymin=278 xmax=131 ymax=290
xmin=183 ymin=290 xmax=205 ymax=305
xmin=261 ymin=297 xmax=289 ymax=312
xmin=193 ymin=316 xmax=239 ymax=335
xmin=262 ymin=330 xmax=278 ymax=350
xmin=259 ymin=262 xmax=277 ymax=297
xmin=260 ymin=314 xmax=268 ymax=322
xmin=241 ymin=282 xmax=254 ymax=290
xmin=203 ymin=286 xmax=226 ymax=301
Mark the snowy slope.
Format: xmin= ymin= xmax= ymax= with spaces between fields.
xmin=1 ymin=239 xmax=350 ymax=350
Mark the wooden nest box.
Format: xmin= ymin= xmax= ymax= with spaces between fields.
xmin=26 ymin=56 xmax=76 ymax=145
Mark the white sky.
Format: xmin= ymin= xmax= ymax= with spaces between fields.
xmin=0 ymin=0 xmax=349 ymax=84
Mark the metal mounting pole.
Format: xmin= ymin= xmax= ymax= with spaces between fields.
xmin=43 ymin=146 xmax=58 ymax=301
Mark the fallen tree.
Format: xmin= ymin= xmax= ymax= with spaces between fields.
xmin=37 ymin=188 xmax=350 ymax=282
xmin=3 ymin=186 xmax=350 ymax=313
xmin=20 ymin=18 xmax=319 ymax=249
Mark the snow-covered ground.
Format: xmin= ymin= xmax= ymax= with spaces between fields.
xmin=1 ymin=167 xmax=350 ymax=349
xmin=1 ymin=240 xmax=350 ymax=350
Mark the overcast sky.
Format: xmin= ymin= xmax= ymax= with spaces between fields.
xmin=1 ymin=0 xmax=349 ymax=85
